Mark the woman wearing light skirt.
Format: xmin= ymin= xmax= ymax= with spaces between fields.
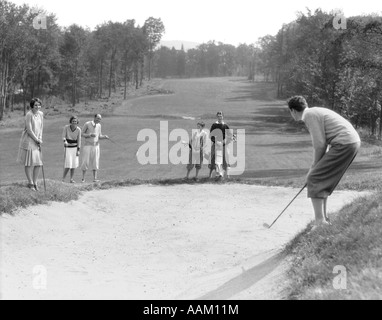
xmin=17 ymin=98 xmax=44 ymax=191
xmin=62 ymin=116 xmax=82 ymax=183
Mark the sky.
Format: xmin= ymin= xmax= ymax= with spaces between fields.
xmin=8 ymin=0 xmax=382 ymax=46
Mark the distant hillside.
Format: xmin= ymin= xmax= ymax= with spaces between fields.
xmin=160 ymin=40 xmax=200 ymax=51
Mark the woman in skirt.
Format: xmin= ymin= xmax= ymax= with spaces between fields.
xmin=62 ymin=116 xmax=82 ymax=183
xmin=17 ymin=98 xmax=44 ymax=191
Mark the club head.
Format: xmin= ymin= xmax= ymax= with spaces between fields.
xmin=263 ymin=223 xmax=271 ymax=229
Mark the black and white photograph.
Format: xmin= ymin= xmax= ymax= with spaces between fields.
xmin=1 ymin=0 xmax=381 ymax=303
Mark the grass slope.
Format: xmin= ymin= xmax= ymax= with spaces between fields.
xmin=283 ymin=192 xmax=382 ymax=300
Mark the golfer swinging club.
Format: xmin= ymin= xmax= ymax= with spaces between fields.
xmin=288 ymin=96 xmax=361 ymax=229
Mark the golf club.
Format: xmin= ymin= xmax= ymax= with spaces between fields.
xmin=263 ymin=183 xmax=307 ymax=229
xmin=39 ymin=145 xmax=47 ymax=192
xmin=107 ymin=137 xmax=125 ymax=148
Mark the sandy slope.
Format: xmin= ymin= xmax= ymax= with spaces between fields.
xmin=0 ymin=184 xmax=368 ymax=300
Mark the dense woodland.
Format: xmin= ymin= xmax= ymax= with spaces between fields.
xmin=1 ymin=1 xmax=382 ymax=137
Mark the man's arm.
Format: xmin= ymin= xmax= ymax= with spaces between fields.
xmin=305 ymin=113 xmax=327 ymax=167
xmin=82 ymin=123 xmax=89 ymax=138
xmin=224 ymin=124 xmax=231 ymax=145
xmin=98 ymin=125 xmax=109 ymax=140
xmin=82 ymin=122 xmax=95 ymax=139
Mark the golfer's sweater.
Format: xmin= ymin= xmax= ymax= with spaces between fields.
xmin=210 ymin=122 xmax=230 ymax=144
xmin=189 ymin=130 xmax=208 ymax=152
xmin=82 ymin=121 xmax=102 ymax=146
xmin=302 ymin=107 xmax=360 ymax=166
xmin=62 ymin=125 xmax=82 ymax=149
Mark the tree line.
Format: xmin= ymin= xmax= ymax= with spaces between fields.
xmin=255 ymin=9 xmax=382 ymax=137
xmin=153 ymin=41 xmax=259 ymax=79
xmin=0 ymin=0 xmax=165 ymax=120
xmin=1 ymin=2 xmax=382 ymax=138
xmin=153 ymin=10 xmax=382 ymax=137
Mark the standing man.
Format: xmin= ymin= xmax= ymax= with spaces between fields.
xmin=287 ymin=96 xmax=361 ymax=228
xmin=81 ymin=114 xmax=109 ymax=183
xmin=209 ymin=111 xmax=233 ymax=179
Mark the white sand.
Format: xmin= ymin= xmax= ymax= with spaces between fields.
xmin=0 ymin=184 xmax=369 ymax=300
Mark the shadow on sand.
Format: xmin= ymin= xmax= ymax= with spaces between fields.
xmin=197 ymin=252 xmax=285 ymax=300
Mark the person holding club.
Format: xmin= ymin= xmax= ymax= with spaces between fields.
xmin=288 ymin=96 xmax=361 ymax=228
xmin=81 ymin=114 xmax=109 ymax=183
xmin=209 ymin=111 xmax=233 ymax=179
xmin=17 ymin=98 xmax=44 ymax=191
xmin=62 ymin=116 xmax=82 ymax=183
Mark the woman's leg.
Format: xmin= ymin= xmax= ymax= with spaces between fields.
xmin=33 ymin=166 xmax=41 ymax=186
xmin=70 ymin=169 xmax=75 ymax=182
xmin=63 ymin=168 xmax=70 ymax=181
xmin=25 ymin=166 xmax=33 ymax=185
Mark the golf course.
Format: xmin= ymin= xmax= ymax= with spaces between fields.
xmin=1 ymin=77 xmax=382 ymax=300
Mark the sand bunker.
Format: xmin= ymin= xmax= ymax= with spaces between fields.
xmin=0 ymin=184 xmax=368 ymax=300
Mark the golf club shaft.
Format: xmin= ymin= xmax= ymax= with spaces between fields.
xmin=39 ymin=145 xmax=47 ymax=192
xmin=267 ymin=183 xmax=307 ymax=229
xmin=41 ymin=163 xmax=47 ymax=192
xmin=108 ymin=138 xmax=124 ymax=148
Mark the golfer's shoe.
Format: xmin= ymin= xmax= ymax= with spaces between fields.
xmin=34 ymin=184 xmax=39 ymax=191
xmin=28 ymin=184 xmax=37 ymax=191
xmin=309 ymin=221 xmax=331 ymax=233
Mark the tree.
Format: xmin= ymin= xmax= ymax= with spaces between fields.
xmin=176 ymin=44 xmax=186 ymax=77
xmin=143 ymin=17 xmax=165 ymax=80
xmin=60 ymin=25 xmax=88 ymax=107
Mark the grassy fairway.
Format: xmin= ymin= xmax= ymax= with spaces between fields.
xmin=1 ymin=77 xmax=381 ymax=188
